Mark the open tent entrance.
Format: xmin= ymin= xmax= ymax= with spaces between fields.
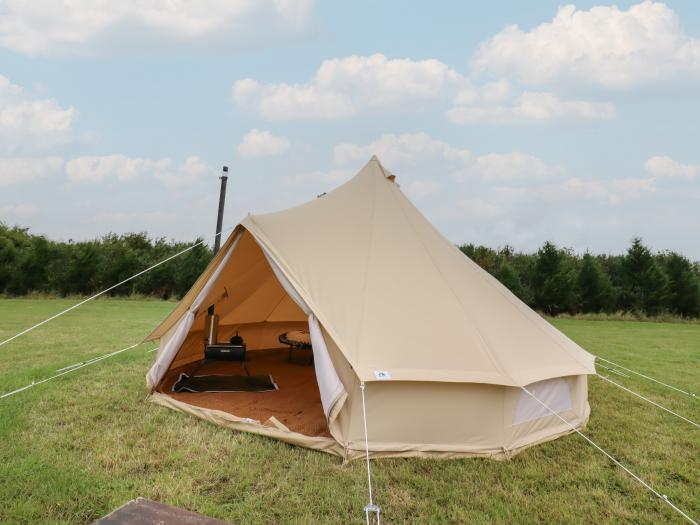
xmin=155 ymin=230 xmax=333 ymax=438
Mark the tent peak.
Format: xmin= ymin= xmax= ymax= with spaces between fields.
xmin=368 ymin=155 xmax=397 ymax=183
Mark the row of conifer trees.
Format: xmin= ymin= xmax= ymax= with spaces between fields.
xmin=459 ymin=239 xmax=700 ymax=317
xmin=1 ymin=223 xmax=699 ymax=317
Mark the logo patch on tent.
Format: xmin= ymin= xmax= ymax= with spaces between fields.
xmin=373 ymin=370 xmax=392 ymax=380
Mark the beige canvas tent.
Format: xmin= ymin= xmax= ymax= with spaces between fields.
xmin=145 ymin=156 xmax=595 ymax=461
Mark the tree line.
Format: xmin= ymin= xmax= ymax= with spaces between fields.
xmin=459 ymin=239 xmax=700 ymax=318
xmin=0 ymin=224 xmax=211 ymax=299
xmin=1 ymin=223 xmax=699 ymax=317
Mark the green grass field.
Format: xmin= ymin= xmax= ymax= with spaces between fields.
xmin=0 ymin=298 xmax=698 ymax=524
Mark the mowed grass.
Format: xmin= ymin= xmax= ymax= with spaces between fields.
xmin=0 ymin=299 xmax=698 ymax=524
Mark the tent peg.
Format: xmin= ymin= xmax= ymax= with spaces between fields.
xmin=364 ymin=503 xmax=381 ymax=524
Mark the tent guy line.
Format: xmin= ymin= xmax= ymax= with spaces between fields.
xmin=595 ymin=356 xmax=698 ymax=400
xmin=360 ymin=381 xmax=380 ymax=525
xmin=520 ymin=387 xmax=699 ymax=525
xmin=54 ymin=342 xmax=157 ymax=372
xmin=0 ymin=225 xmax=237 ymax=350
xmin=595 ymin=373 xmax=700 ymax=430
xmin=596 ymin=363 xmax=630 ymax=378
xmin=0 ymin=342 xmax=146 ymax=400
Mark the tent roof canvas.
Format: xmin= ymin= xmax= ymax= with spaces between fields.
xmin=148 ymin=156 xmax=594 ymax=387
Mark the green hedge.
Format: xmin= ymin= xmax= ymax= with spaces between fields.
xmin=459 ymin=239 xmax=700 ymax=318
xmin=0 ymin=224 xmax=211 ymax=299
xmin=2 ymin=223 xmax=698 ymax=317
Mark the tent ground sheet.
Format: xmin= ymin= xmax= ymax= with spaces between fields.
xmin=160 ymin=348 xmax=330 ymax=437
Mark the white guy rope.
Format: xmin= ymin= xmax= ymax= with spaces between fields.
xmin=596 ymin=374 xmax=700 ymax=430
xmin=0 ymin=342 xmax=144 ymax=400
xmin=596 ymin=363 xmax=630 ymax=378
xmin=521 ymin=386 xmax=698 ymax=525
xmin=596 ymin=356 xmax=698 ymax=400
xmin=360 ymin=381 xmax=380 ymax=525
xmin=0 ymin=226 xmax=235 ymax=349
xmin=53 ymin=342 xmax=158 ymax=372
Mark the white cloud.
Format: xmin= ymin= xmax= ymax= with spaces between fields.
xmin=0 ymin=156 xmax=65 ymax=186
xmin=0 ymin=75 xmax=75 ymax=154
xmin=0 ymin=202 xmax=38 ymax=220
xmin=0 ymin=154 xmax=208 ymax=187
xmin=228 ymin=3 xmax=700 ymax=126
xmin=283 ymin=168 xmax=353 ymax=186
xmin=333 ymin=133 xmax=562 ymax=182
xmin=472 ymin=1 xmax=700 ymax=89
xmin=0 ymin=0 xmax=316 ymax=55
xmin=499 ymin=175 xmax=657 ymax=206
xmin=66 ymin=155 xmax=158 ymax=183
xmin=334 ymin=133 xmax=472 ymax=168
xmin=233 ymin=53 xmax=466 ymax=120
xmin=234 ymin=54 xmax=614 ymax=124
xmin=155 ymin=156 xmax=211 ymax=186
xmin=645 ymin=156 xmax=699 ymax=179
xmin=448 ymin=91 xmax=615 ymax=124
xmin=326 ymin=132 xmax=695 ymax=255
xmin=406 ymin=180 xmax=441 ymax=199
xmin=238 ymin=129 xmax=291 ymax=158
xmin=332 ymin=133 xmax=669 ymax=209
xmin=66 ymin=154 xmax=210 ymax=185
xmin=474 ymin=152 xmax=565 ymax=180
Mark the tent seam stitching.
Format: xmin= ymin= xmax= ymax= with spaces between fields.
xmin=355 ymin=166 xmax=380 ymax=371
xmin=398 ymin=193 xmax=594 ymax=380
xmin=388 ymin=185 xmax=518 ymax=385
xmin=458 ymin=247 xmax=594 ymax=375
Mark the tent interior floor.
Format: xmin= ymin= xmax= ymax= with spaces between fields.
xmin=159 ymin=348 xmax=330 ymax=438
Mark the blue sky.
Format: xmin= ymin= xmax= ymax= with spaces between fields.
xmin=1 ymin=1 xmax=699 ymax=257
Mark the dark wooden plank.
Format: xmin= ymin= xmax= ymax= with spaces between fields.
xmin=92 ymin=498 xmax=234 ymax=525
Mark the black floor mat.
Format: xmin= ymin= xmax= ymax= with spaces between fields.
xmin=172 ymin=373 xmax=278 ymax=393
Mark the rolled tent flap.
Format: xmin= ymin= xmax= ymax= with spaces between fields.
xmin=146 ymin=234 xmax=241 ymax=390
xmin=308 ymin=313 xmax=347 ymax=419
xmin=146 ymin=311 xmax=194 ymax=390
xmin=261 ymin=245 xmax=310 ymax=316
xmin=262 ymin=242 xmax=347 ymax=419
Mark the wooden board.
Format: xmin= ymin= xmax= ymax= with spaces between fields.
xmin=93 ymin=498 xmax=233 ymax=525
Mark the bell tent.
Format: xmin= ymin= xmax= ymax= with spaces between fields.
xmin=145 ymin=156 xmax=595 ymax=461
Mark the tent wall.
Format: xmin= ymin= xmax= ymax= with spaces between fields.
xmin=343 ymin=381 xmax=506 ymax=458
xmin=336 ymin=375 xmax=589 ymax=460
